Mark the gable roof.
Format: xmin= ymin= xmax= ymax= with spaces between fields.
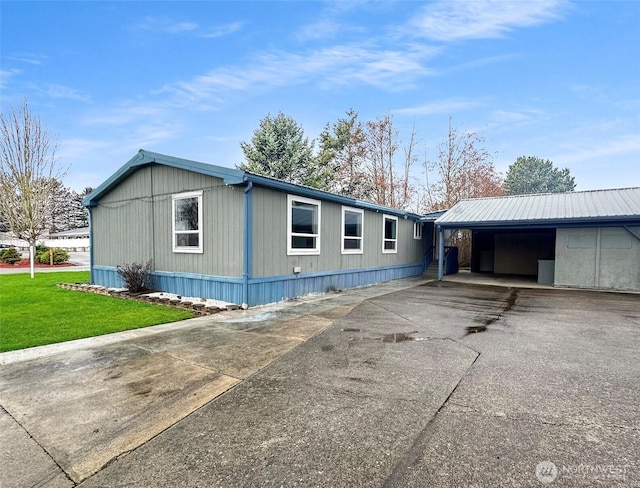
xmin=83 ymin=150 xmax=422 ymax=220
xmin=435 ymin=187 xmax=640 ymax=229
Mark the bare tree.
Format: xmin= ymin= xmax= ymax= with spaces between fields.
xmin=0 ymin=99 xmax=66 ymax=277
xmin=362 ymin=114 xmax=416 ymax=209
xmin=423 ymin=118 xmax=503 ymax=266
xmin=423 ymin=118 xmax=502 ymax=211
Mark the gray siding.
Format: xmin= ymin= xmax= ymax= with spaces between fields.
xmin=555 ymin=227 xmax=640 ymax=291
xmin=251 ymin=187 xmax=425 ymax=278
xmin=93 ymin=165 xmax=244 ymax=277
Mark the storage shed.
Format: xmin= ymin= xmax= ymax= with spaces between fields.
xmin=434 ymin=188 xmax=640 ymax=291
xmin=83 ymin=150 xmax=429 ymax=307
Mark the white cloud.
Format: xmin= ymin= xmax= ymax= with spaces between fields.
xmin=407 ymin=0 xmax=568 ymax=42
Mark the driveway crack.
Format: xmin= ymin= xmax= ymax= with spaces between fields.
xmin=381 ymin=350 xmax=481 ymax=487
xmin=1 ymin=404 xmax=76 ymax=487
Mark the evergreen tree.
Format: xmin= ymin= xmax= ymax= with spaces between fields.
xmin=504 ymin=156 xmax=576 ymax=195
xmin=238 ymin=112 xmax=331 ymax=189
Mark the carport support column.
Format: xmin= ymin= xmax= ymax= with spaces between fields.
xmin=437 ymin=225 xmax=445 ymax=281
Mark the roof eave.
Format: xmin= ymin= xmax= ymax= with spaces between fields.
xmin=244 ymin=173 xmax=422 ymax=220
xmin=435 ymin=217 xmax=640 ymax=229
xmin=83 ymin=150 xmax=245 ymax=207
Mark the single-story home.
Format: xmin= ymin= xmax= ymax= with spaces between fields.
xmin=434 ymin=188 xmax=640 ymax=292
xmin=83 ymin=150 xmax=432 ymax=307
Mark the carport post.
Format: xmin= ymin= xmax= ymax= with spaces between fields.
xmin=437 ymin=225 xmax=444 ymax=281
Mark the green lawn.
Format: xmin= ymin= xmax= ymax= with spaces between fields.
xmin=0 ymin=271 xmax=192 ymax=352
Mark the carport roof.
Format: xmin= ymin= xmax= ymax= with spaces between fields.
xmin=435 ymin=187 xmax=640 ymax=229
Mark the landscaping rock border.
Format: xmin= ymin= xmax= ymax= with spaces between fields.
xmin=57 ymin=283 xmax=240 ymax=316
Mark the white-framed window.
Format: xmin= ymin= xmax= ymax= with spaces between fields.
xmin=287 ymin=194 xmax=321 ymax=255
xmin=172 ymin=190 xmax=203 ymax=253
xmin=382 ymin=214 xmax=398 ymax=253
xmin=413 ymin=222 xmax=423 ymax=240
xmin=342 ymin=206 xmax=364 ymax=254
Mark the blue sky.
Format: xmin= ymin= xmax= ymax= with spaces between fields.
xmin=1 ymin=1 xmax=638 ymax=195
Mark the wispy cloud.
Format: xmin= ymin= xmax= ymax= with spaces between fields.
xmin=131 ymin=17 xmax=242 ymax=38
xmin=395 ymin=98 xmax=482 ymax=116
xmin=201 ymin=21 xmax=244 ymax=39
xmin=3 ymin=53 xmax=45 ymax=65
xmin=131 ymin=16 xmax=199 ymax=34
xmin=82 ymin=104 xmax=166 ymax=126
xmin=157 ymin=42 xmax=440 ymax=106
xmin=407 ymin=0 xmax=568 ymax=42
xmin=552 ymin=133 xmax=640 ymax=166
xmin=42 ymin=84 xmax=91 ymax=102
xmin=0 ymin=68 xmax=22 ymax=90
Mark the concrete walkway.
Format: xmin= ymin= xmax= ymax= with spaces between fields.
xmin=1 ymin=277 xmax=639 ymax=487
xmin=0 ymin=277 xmax=431 ymax=487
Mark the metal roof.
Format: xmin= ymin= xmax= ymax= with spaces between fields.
xmin=435 ymin=187 xmax=640 ymax=228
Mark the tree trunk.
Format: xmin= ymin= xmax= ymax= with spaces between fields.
xmin=29 ymin=242 xmax=35 ymax=278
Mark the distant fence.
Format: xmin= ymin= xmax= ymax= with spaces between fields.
xmin=0 ymin=238 xmax=90 ymax=251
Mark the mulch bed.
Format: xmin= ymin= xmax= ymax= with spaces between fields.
xmin=0 ymin=259 xmax=76 ymax=269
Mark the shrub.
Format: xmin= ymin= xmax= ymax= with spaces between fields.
xmin=35 ymin=248 xmax=70 ymax=265
xmin=117 ymin=260 xmax=153 ymax=293
xmin=0 ymin=248 xmax=22 ymax=265
xmin=36 ymin=245 xmax=49 ymax=254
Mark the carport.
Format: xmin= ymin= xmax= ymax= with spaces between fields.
xmin=434 ymin=187 xmax=640 ymax=291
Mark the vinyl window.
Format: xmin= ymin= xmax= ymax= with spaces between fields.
xmin=413 ymin=222 xmax=423 ymax=240
xmin=382 ymin=214 xmax=398 ymax=253
xmin=287 ymin=195 xmax=321 ymax=255
xmin=172 ymin=190 xmax=203 ymax=253
xmin=342 ymin=206 xmax=364 ymax=254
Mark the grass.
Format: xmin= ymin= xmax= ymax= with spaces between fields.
xmin=0 ymin=271 xmax=193 ymax=352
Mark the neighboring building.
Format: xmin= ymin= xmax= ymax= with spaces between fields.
xmin=83 ymin=150 xmax=430 ymax=307
xmin=49 ymin=227 xmax=90 ymax=239
xmin=434 ymin=188 xmax=640 ymax=292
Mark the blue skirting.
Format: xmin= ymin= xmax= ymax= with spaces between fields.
xmin=91 ymin=262 xmax=424 ymax=307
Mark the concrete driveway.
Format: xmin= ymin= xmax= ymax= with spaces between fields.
xmin=1 ymin=279 xmax=638 ymax=487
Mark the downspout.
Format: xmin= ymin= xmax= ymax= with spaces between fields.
xmin=437 ymin=225 xmax=445 ymax=281
xmin=242 ymin=181 xmax=253 ymax=309
xmin=88 ymin=206 xmax=94 ymax=284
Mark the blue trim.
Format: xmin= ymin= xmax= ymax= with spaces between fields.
xmin=242 ymin=182 xmax=253 ymax=307
xmin=90 ymin=263 xmax=424 ymax=307
xmin=91 ymin=266 xmax=244 ymax=304
xmin=88 ymin=207 xmax=94 ymax=284
xmin=247 ymin=263 xmax=424 ymax=307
